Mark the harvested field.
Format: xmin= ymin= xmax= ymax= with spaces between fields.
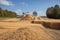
xmin=0 ymin=18 xmax=60 ymax=40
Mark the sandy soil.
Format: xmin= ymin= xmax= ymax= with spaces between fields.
xmin=0 ymin=18 xmax=60 ymax=40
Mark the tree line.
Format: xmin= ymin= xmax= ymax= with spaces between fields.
xmin=0 ymin=5 xmax=60 ymax=19
xmin=0 ymin=8 xmax=17 ymax=17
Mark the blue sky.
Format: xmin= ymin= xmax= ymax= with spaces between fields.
xmin=0 ymin=0 xmax=60 ymax=16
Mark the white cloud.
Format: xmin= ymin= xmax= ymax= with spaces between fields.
xmin=15 ymin=9 xmax=23 ymax=15
xmin=21 ymin=2 xmax=28 ymax=6
xmin=0 ymin=0 xmax=14 ymax=6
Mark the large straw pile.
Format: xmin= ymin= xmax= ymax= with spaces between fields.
xmin=21 ymin=14 xmax=34 ymax=21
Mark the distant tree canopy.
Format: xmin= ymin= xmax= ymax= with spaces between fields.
xmin=33 ymin=11 xmax=37 ymax=16
xmin=46 ymin=5 xmax=60 ymax=19
xmin=22 ymin=12 xmax=25 ymax=16
xmin=0 ymin=8 xmax=17 ymax=17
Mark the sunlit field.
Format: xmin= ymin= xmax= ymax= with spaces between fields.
xmin=0 ymin=17 xmax=60 ymax=40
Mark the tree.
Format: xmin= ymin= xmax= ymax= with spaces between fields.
xmin=46 ymin=7 xmax=54 ymax=18
xmin=0 ymin=8 xmax=2 ymax=17
xmin=3 ymin=10 xmax=8 ymax=17
xmin=22 ymin=12 xmax=25 ymax=16
xmin=0 ymin=8 xmax=4 ymax=17
xmin=54 ymin=5 xmax=60 ymax=19
xmin=46 ymin=5 xmax=60 ymax=19
xmin=54 ymin=5 xmax=59 ymax=9
xmin=33 ymin=11 xmax=37 ymax=16
xmin=8 ymin=11 xmax=17 ymax=17
xmin=33 ymin=11 xmax=38 ymax=20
